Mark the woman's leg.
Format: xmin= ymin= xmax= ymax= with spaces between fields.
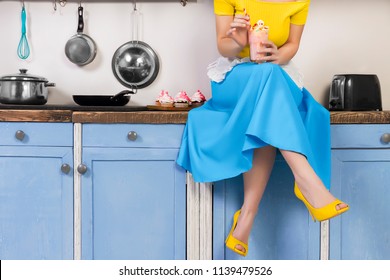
xmin=232 ymin=145 xmax=276 ymax=253
xmin=280 ymin=150 xmax=348 ymax=210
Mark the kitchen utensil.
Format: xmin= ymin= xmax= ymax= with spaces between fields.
xmin=0 ymin=69 xmax=55 ymax=105
xmin=329 ymin=74 xmax=382 ymax=111
xmin=53 ymin=1 xmax=67 ymax=11
xmin=17 ymin=1 xmax=30 ymax=60
xmin=73 ymin=90 xmax=136 ymax=106
xmin=111 ymin=1 xmax=159 ymax=89
xmin=65 ymin=3 xmax=97 ymax=66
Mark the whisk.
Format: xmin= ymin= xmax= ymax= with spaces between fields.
xmin=17 ymin=1 xmax=30 ymax=59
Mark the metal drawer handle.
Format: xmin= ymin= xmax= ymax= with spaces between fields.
xmin=77 ymin=164 xmax=88 ymax=175
xmin=61 ymin=163 xmax=71 ymax=174
xmin=128 ymin=131 xmax=138 ymax=141
xmin=15 ymin=130 xmax=26 ymax=141
xmin=381 ymin=133 xmax=390 ymax=144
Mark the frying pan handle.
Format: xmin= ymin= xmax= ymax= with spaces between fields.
xmin=77 ymin=6 xmax=84 ymax=33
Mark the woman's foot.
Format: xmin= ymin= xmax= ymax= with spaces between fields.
xmin=279 ymin=150 xmax=348 ymax=212
xmin=295 ymin=180 xmax=348 ymax=211
xmin=231 ymin=209 xmax=256 ymax=254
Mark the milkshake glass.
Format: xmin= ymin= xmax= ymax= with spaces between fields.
xmin=249 ymin=27 xmax=269 ymax=61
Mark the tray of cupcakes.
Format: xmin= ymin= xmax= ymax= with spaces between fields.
xmin=147 ymin=90 xmax=206 ymax=111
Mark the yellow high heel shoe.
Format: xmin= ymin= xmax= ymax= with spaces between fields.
xmin=225 ymin=210 xmax=248 ymax=257
xmin=294 ymin=183 xmax=349 ymax=222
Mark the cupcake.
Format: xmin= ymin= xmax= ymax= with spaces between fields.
xmin=174 ymin=91 xmax=192 ymax=107
xmin=158 ymin=91 xmax=174 ymax=107
xmin=155 ymin=90 xmax=167 ymax=106
xmin=190 ymin=90 xmax=206 ymax=107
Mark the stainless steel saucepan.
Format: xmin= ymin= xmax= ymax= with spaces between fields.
xmin=0 ymin=69 xmax=55 ymax=105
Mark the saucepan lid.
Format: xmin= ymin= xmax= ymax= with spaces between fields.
xmin=0 ymin=69 xmax=48 ymax=82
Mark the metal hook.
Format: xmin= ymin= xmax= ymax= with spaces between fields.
xmin=53 ymin=0 xmax=57 ymax=11
xmin=131 ymin=85 xmax=138 ymax=95
xmin=180 ymin=0 xmax=188 ymax=7
xmin=59 ymin=0 xmax=67 ymax=7
xmin=22 ymin=0 xmax=25 ymax=8
xmin=133 ymin=0 xmax=137 ymax=11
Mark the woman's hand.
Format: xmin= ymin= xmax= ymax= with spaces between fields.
xmin=226 ymin=14 xmax=251 ymax=49
xmin=254 ymin=24 xmax=305 ymax=65
xmin=254 ymin=39 xmax=281 ymax=65
xmin=216 ymin=13 xmax=250 ymax=58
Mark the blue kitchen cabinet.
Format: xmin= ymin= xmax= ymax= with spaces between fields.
xmin=213 ymin=124 xmax=390 ymax=260
xmin=330 ymin=124 xmax=390 ymax=260
xmin=213 ymin=154 xmax=320 ymax=260
xmin=80 ymin=124 xmax=186 ymax=260
xmin=0 ymin=122 xmax=73 ymax=260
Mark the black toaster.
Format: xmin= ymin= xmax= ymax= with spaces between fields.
xmin=329 ymin=74 xmax=382 ymax=111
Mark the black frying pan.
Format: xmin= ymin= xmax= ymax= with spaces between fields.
xmin=65 ymin=6 xmax=97 ymax=66
xmin=73 ymin=90 xmax=135 ymax=106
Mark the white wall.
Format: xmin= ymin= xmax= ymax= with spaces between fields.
xmin=0 ymin=0 xmax=389 ymax=109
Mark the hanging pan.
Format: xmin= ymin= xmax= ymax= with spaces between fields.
xmin=111 ymin=1 xmax=159 ymax=89
xmin=65 ymin=3 xmax=97 ymax=66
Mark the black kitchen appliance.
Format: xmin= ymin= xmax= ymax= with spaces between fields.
xmin=329 ymin=74 xmax=382 ymax=111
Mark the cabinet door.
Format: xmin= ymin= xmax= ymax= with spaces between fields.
xmin=81 ymin=148 xmax=186 ymax=260
xmin=330 ymin=149 xmax=390 ymax=260
xmin=0 ymin=146 xmax=74 ymax=260
xmin=213 ymin=154 xmax=320 ymax=260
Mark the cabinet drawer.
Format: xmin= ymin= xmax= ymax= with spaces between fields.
xmin=82 ymin=124 xmax=185 ymax=148
xmin=0 ymin=122 xmax=73 ymax=147
xmin=331 ymin=124 xmax=390 ymax=149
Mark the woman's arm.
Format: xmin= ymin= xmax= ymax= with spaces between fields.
xmin=260 ymin=24 xmax=305 ymax=65
xmin=215 ymin=14 xmax=251 ymax=58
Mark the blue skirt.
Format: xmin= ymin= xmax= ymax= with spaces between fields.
xmin=177 ymin=62 xmax=331 ymax=188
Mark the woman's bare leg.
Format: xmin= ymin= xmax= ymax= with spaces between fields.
xmin=280 ymin=150 xmax=348 ymax=210
xmin=232 ymin=145 xmax=276 ymax=253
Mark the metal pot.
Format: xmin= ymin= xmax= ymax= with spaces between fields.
xmin=0 ymin=69 xmax=55 ymax=105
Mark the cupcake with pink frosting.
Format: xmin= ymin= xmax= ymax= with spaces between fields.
xmin=158 ymin=91 xmax=174 ymax=107
xmin=174 ymin=91 xmax=192 ymax=107
xmin=190 ymin=90 xmax=207 ymax=107
xmin=155 ymin=90 xmax=167 ymax=106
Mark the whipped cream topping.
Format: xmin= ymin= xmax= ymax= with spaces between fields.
xmin=251 ymin=19 xmax=269 ymax=33
xmin=174 ymin=91 xmax=191 ymax=103
xmin=156 ymin=90 xmax=168 ymax=101
xmin=191 ymin=90 xmax=206 ymax=102
xmin=158 ymin=91 xmax=174 ymax=104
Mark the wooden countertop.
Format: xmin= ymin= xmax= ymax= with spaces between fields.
xmin=330 ymin=111 xmax=390 ymax=124
xmin=0 ymin=108 xmax=189 ymax=124
xmin=0 ymin=109 xmax=73 ymax=122
xmin=1 ymin=107 xmax=390 ymax=124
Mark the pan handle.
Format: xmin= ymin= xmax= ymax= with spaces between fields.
xmin=77 ymin=6 xmax=84 ymax=33
xmin=44 ymin=82 xmax=56 ymax=87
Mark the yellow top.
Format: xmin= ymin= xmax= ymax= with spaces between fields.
xmin=214 ymin=0 xmax=311 ymax=57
